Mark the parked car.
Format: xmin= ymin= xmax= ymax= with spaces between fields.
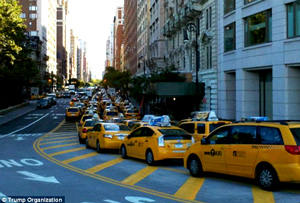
xmin=120 ymin=124 xmax=194 ymax=165
xmin=184 ymin=120 xmax=300 ymax=191
xmin=86 ymin=123 xmax=132 ymax=152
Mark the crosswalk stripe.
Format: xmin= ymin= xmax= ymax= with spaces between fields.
xmin=174 ymin=177 xmax=204 ymax=200
xmin=252 ymin=186 xmax=275 ymax=203
xmin=85 ymin=157 xmax=123 ymax=174
xmin=39 ymin=138 xmax=78 ymax=145
xmin=61 ymin=152 xmax=99 ymax=164
xmin=122 ymin=166 xmax=158 ymax=185
xmin=41 ymin=143 xmax=79 ymax=150
xmin=48 ymin=147 xmax=86 ymax=156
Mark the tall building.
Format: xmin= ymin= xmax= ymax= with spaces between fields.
xmin=69 ymin=29 xmax=78 ymax=79
xmin=105 ymin=36 xmax=112 ymax=67
xmin=124 ymin=0 xmax=137 ymax=74
xmin=136 ymin=0 xmax=150 ymax=75
xmin=218 ymin=0 xmax=300 ymax=120
xmin=19 ymin=0 xmax=57 ymax=91
xmin=149 ymin=0 xmax=165 ymax=70
xmin=56 ymin=0 xmax=69 ymax=88
xmin=113 ymin=7 xmax=124 ymax=71
xmin=162 ymin=0 xmax=218 ymax=112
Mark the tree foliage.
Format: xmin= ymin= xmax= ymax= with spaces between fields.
xmin=0 ymin=0 xmax=39 ymax=109
xmin=101 ymin=67 xmax=130 ymax=91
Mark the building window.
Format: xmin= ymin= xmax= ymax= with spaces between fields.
xmin=29 ymin=31 xmax=38 ymax=36
xmin=287 ymin=2 xmax=300 ymax=38
xmin=29 ymin=5 xmax=38 ymax=11
xmin=224 ymin=22 xmax=235 ymax=52
xmin=206 ymin=7 xmax=212 ymax=29
xmin=206 ymin=46 xmax=212 ymax=69
xmin=224 ymin=0 xmax=235 ymax=15
xmin=245 ymin=0 xmax=257 ymax=4
xmin=29 ymin=13 xmax=38 ymax=19
xmin=245 ymin=10 xmax=272 ymax=47
xmin=20 ymin=13 xmax=26 ymax=19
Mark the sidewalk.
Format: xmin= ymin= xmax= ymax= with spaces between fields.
xmin=0 ymin=101 xmax=36 ymax=126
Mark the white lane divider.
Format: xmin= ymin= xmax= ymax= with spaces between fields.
xmin=0 ymin=113 xmax=49 ymax=139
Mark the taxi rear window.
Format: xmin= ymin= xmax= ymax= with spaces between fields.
xmin=85 ymin=121 xmax=98 ymax=127
xmin=82 ymin=115 xmax=93 ymax=121
xmin=106 ymin=111 xmax=118 ymax=116
xmin=68 ymin=108 xmax=79 ymax=112
xmin=290 ymin=128 xmax=300 ymax=145
xmin=158 ymin=129 xmax=191 ymax=140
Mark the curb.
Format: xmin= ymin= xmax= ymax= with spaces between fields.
xmin=0 ymin=101 xmax=29 ymax=115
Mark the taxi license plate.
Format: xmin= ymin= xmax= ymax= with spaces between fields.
xmin=118 ymin=136 xmax=124 ymax=140
xmin=175 ymin=144 xmax=183 ymax=148
xmin=72 ymin=113 xmax=75 ymax=116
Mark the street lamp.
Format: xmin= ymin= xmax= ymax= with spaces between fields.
xmin=184 ymin=20 xmax=200 ymax=110
xmin=138 ymin=55 xmax=146 ymax=76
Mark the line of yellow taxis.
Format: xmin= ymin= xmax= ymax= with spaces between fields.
xmin=72 ymin=96 xmax=300 ymax=191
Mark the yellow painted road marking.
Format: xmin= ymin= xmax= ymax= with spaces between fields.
xmin=48 ymin=147 xmax=86 ymax=156
xmin=41 ymin=143 xmax=79 ymax=150
xmin=39 ymin=138 xmax=78 ymax=145
xmin=122 ymin=166 xmax=158 ymax=185
xmin=61 ymin=152 xmax=98 ymax=164
xmin=174 ymin=177 xmax=204 ymax=200
xmin=85 ymin=157 xmax=123 ymax=174
xmin=43 ymin=136 xmax=77 ymax=141
xmin=252 ymin=186 xmax=275 ymax=203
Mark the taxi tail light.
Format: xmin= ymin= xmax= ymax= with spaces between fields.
xmin=158 ymin=135 xmax=164 ymax=147
xmin=285 ymin=145 xmax=300 ymax=155
xmin=104 ymin=134 xmax=113 ymax=139
xmin=82 ymin=128 xmax=88 ymax=133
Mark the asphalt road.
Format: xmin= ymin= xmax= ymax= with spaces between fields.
xmin=0 ymin=99 xmax=299 ymax=203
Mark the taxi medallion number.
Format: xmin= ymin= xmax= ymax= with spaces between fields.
xmin=175 ymin=144 xmax=183 ymax=148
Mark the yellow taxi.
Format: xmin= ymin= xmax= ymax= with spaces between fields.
xmin=124 ymin=109 xmax=140 ymax=120
xmin=123 ymin=120 xmax=139 ymax=129
xmin=120 ymin=116 xmax=194 ymax=165
xmin=69 ymin=98 xmax=80 ymax=107
xmin=179 ymin=120 xmax=231 ymax=142
xmin=78 ymin=119 xmax=103 ymax=144
xmin=184 ymin=119 xmax=300 ymax=191
xmin=102 ymin=110 xmax=119 ymax=121
xmin=65 ymin=107 xmax=81 ymax=121
xmin=130 ymin=121 xmax=149 ymax=130
xmin=85 ymin=123 xmax=132 ymax=153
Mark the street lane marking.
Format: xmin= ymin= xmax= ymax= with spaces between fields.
xmin=40 ymin=143 xmax=79 ymax=150
xmin=122 ymin=166 xmax=158 ymax=185
xmin=48 ymin=147 xmax=86 ymax=156
xmin=0 ymin=113 xmax=49 ymax=139
xmin=39 ymin=138 xmax=78 ymax=145
xmin=43 ymin=136 xmax=77 ymax=141
xmin=174 ymin=177 xmax=204 ymax=200
xmin=85 ymin=157 xmax=123 ymax=174
xmin=61 ymin=152 xmax=98 ymax=164
xmin=252 ymin=186 xmax=275 ymax=203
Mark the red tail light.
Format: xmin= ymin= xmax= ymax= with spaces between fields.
xmin=82 ymin=128 xmax=88 ymax=133
xmin=285 ymin=145 xmax=300 ymax=155
xmin=104 ymin=116 xmax=106 ymax=120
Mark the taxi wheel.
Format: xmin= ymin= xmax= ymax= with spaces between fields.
xmin=146 ymin=150 xmax=155 ymax=166
xmin=188 ymin=156 xmax=203 ymax=177
xmin=121 ymin=145 xmax=127 ymax=159
xmin=96 ymin=140 xmax=102 ymax=153
xmin=257 ymin=166 xmax=279 ymax=191
xmin=78 ymin=134 xmax=85 ymax=144
xmin=85 ymin=138 xmax=91 ymax=149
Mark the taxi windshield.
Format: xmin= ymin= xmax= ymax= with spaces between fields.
xmin=158 ymin=129 xmax=191 ymax=140
xmin=104 ymin=124 xmax=121 ymax=131
xmin=118 ymin=125 xmax=131 ymax=131
xmin=106 ymin=111 xmax=118 ymax=116
xmin=290 ymin=128 xmax=300 ymax=145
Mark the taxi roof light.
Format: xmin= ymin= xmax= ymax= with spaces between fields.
xmin=149 ymin=115 xmax=171 ymax=127
xmin=191 ymin=111 xmax=219 ymax=121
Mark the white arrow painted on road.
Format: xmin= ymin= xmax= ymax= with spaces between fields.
xmin=17 ymin=171 xmax=60 ymax=184
xmin=15 ymin=137 xmax=25 ymax=141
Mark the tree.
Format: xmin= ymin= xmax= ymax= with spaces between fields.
xmin=0 ymin=0 xmax=39 ymax=109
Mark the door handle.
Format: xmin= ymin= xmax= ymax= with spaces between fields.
xmin=145 ymin=140 xmax=148 ymax=142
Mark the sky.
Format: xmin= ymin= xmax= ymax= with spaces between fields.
xmin=68 ymin=0 xmax=124 ymax=80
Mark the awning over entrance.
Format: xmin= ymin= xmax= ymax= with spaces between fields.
xmin=152 ymin=82 xmax=205 ymax=98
